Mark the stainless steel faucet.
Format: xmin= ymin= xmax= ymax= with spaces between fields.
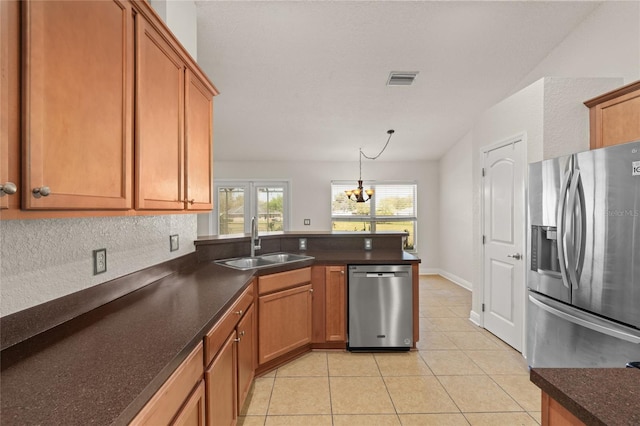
xmin=250 ymin=216 xmax=261 ymax=257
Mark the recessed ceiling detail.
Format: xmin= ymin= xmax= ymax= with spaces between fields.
xmin=387 ymin=71 xmax=419 ymax=86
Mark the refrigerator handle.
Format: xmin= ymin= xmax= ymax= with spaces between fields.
xmin=529 ymin=293 xmax=640 ymax=344
xmin=556 ymin=168 xmax=572 ymax=290
xmin=566 ymin=169 xmax=581 ymax=290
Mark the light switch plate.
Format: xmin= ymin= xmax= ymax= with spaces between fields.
xmin=364 ymin=238 xmax=372 ymax=250
xmin=299 ymin=238 xmax=307 ymax=251
xmin=304 ymin=219 xmax=311 ymax=226
xmin=93 ymin=248 xmax=107 ymax=275
xmin=170 ymin=234 xmax=179 ymax=252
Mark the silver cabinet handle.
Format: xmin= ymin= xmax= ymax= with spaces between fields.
xmin=0 ymin=182 xmax=17 ymax=195
xmin=235 ymin=309 xmax=243 ymax=316
xmin=32 ymin=186 xmax=51 ymax=197
xmin=234 ymin=337 xmax=241 ymax=342
xmin=507 ymin=253 xmax=522 ymax=260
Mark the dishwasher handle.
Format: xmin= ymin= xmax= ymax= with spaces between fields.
xmin=365 ymin=272 xmax=409 ymax=278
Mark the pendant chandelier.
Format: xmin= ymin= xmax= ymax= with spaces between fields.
xmin=345 ymin=129 xmax=395 ymax=202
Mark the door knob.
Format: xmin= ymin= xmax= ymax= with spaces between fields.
xmin=32 ymin=186 xmax=51 ymax=198
xmin=0 ymin=182 xmax=17 ymax=195
xmin=507 ymin=253 xmax=522 ymax=260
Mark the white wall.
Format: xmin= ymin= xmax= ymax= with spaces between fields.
xmin=438 ymin=133 xmax=474 ymax=289
xmin=211 ymin=160 xmax=440 ymax=273
xmin=0 ymin=215 xmax=197 ymax=316
xmin=151 ymin=0 xmax=198 ymax=60
xmin=513 ymin=1 xmax=640 ymax=91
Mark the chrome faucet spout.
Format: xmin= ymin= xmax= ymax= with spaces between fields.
xmin=250 ymin=216 xmax=261 ymax=257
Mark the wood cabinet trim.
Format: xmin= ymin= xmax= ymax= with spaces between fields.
xmin=258 ymin=267 xmax=312 ymax=295
xmin=584 ymin=80 xmax=640 ymax=107
xmin=130 ymin=342 xmax=204 ymax=425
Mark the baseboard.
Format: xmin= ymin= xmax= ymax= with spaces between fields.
xmin=469 ymin=310 xmax=482 ymax=326
xmin=418 ymin=267 xmax=439 ymax=275
xmin=437 ymin=270 xmax=473 ymax=291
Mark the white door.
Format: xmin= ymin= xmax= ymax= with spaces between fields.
xmin=482 ymin=138 xmax=525 ymax=351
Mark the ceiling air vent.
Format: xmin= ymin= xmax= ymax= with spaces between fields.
xmin=387 ymin=71 xmax=419 ymax=86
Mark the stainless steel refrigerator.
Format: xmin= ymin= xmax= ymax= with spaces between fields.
xmin=527 ymin=141 xmax=640 ymax=368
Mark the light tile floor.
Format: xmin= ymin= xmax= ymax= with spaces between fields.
xmin=238 ymin=275 xmax=541 ymax=425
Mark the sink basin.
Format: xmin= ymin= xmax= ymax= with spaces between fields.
xmin=215 ymin=252 xmax=314 ymax=270
xmin=260 ymin=253 xmax=308 ymax=263
xmin=222 ymin=257 xmax=274 ymax=269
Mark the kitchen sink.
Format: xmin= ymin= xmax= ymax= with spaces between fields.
xmin=215 ymin=252 xmax=314 ymax=270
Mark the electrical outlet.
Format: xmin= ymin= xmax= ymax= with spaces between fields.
xmin=170 ymin=234 xmax=179 ymax=252
xmin=299 ymin=238 xmax=307 ymax=251
xmin=93 ymin=248 xmax=107 ymax=275
xmin=304 ymin=219 xmax=311 ymax=226
xmin=364 ymin=238 xmax=372 ymax=251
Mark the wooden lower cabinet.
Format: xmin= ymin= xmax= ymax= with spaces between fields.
xmin=205 ymin=332 xmax=237 ymax=426
xmin=131 ymin=343 xmax=204 ymax=426
xmin=257 ymin=268 xmax=312 ymax=366
xmin=541 ymin=391 xmax=585 ymax=426
xmin=236 ymin=304 xmax=255 ymax=410
xmin=311 ymin=265 xmax=346 ymax=345
xmin=173 ymin=381 xmax=206 ymax=426
xmin=203 ymin=282 xmax=256 ymax=426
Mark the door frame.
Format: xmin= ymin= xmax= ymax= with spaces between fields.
xmin=478 ymin=133 xmax=528 ymax=352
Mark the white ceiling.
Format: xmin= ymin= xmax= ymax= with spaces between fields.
xmin=195 ymin=1 xmax=600 ymax=162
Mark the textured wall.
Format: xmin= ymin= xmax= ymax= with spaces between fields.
xmin=0 ymin=215 xmax=197 ymax=316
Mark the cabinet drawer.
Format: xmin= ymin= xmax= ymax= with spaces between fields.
xmin=204 ymin=282 xmax=254 ymax=367
xmin=130 ymin=342 xmax=203 ymax=426
xmin=258 ymin=267 xmax=311 ymax=295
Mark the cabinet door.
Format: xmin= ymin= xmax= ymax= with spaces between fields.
xmin=258 ymin=284 xmax=312 ymax=365
xmin=0 ymin=0 xmax=20 ymax=212
xmin=236 ymin=304 xmax=255 ymax=413
xmin=185 ymin=69 xmax=213 ymax=211
xmin=325 ymin=266 xmax=346 ymax=342
xmin=136 ymin=15 xmax=185 ymax=210
xmin=172 ymin=380 xmax=206 ymax=426
xmin=22 ymin=0 xmax=133 ymax=210
xmin=131 ymin=343 xmax=204 ymax=426
xmin=205 ymin=332 xmax=237 ymax=426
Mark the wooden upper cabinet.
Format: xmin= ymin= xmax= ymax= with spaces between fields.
xmin=22 ymin=0 xmax=134 ymax=210
xmin=135 ymin=14 xmax=185 ymax=210
xmin=0 ymin=0 xmax=20 ymax=212
xmin=185 ymin=69 xmax=213 ymax=210
xmin=585 ymin=80 xmax=640 ymax=149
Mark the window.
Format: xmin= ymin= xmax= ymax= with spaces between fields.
xmin=331 ymin=181 xmax=417 ymax=252
xmin=215 ymin=181 xmax=289 ymax=235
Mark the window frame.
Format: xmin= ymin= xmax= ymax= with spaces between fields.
xmin=214 ymin=180 xmax=290 ymax=235
xmin=330 ymin=180 xmax=418 ymax=252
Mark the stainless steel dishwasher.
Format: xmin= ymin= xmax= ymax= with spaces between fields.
xmin=348 ymin=264 xmax=413 ymax=351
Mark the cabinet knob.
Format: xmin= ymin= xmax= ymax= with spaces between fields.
xmin=184 ymin=199 xmax=195 ymax=205
xmin=240 ymin=330 xmax=245 ymax=336
xmin=0 ymin=182 xmax=17 ymax=195
xmin=234 ymin=337 xmax=241 ymax=342
xmin=309 ymin=288 xmax=314 ymax=293
xmin=235 ymin=309 xmax=243 ymax=316
xmin=32 ymin=186 xmax=51 ymax=198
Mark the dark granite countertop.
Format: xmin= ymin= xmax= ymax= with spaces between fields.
xmin=0 ymin=262 xmax=255 ymax=426
xmin=1 ymin=249 xmax=420 ymax=425
xmin=530 ymin=368 xmax=640 ymax=426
